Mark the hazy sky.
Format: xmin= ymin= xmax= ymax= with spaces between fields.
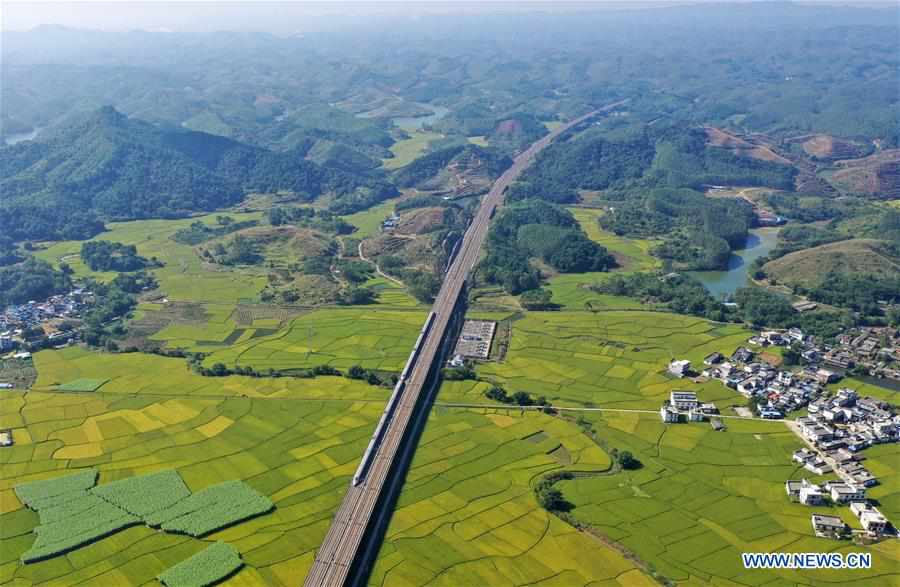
xmin=9 ymin=1 xmax=883 ymax=33
xmin=0 ymin=1 xmax=651 ymax=32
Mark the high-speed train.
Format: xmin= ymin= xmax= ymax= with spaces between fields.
xmin=351 ymin=311 xmax=436 ymax=486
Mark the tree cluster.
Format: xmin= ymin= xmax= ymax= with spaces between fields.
xmin=80 ymin=240 xmax=155 ymax=272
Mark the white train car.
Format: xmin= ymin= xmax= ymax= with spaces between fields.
xmin=352 ymin=311 xmax=436 ymax=486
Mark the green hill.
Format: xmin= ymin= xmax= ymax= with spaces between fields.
xmin=763 ymin=238 xmax=900 ymax=287
xmin=0 ymin=106 xmax=392 ymax=241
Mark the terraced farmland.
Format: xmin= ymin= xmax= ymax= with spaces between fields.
xmin=0 ymin=386 xmax=382 ymax=585
xmin=475 ymin=310 xmax=751 ymax=410
xmin=370 ymin=408 xmax=657 ymax=587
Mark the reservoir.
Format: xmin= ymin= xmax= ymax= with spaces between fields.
xmin=689 ymin=227 xmax=780 ymax=298
xmin=4 ymin=127 xmax=42 ymax=145
xmin=393 ymin=105 xmax=450 ymax=131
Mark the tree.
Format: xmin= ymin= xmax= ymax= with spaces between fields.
xmin=536 ymin=486 xmax=572 ymax=512
xmin=616 ymin=450 xmax=641 ymax=470
xmin=348 ymin=365 xmax=367 ymax=379
xmin=486 ymin=386 xmax=509 ymax=402
xmin=783 ymin=346 xmax=801 ymax=366
xmin=520 ymin=288 xmax=554 ymax=310
xmin=209 ymin=363 xmax=229 ymax=377
xmin=512 ymin=391 xmax=534 ymax=406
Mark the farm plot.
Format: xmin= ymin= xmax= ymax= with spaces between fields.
xmin=158 ymin=542 xmax=243 ymax=587
xmin=147 ymin=480 xmax=273 ymax=536
xmin=202 ymin=307 xmax=427 ymax=372
xmin=369 ymin=407 xmax=656 ymax=587
xmin=556 ymin=412 xmax=898 ymax=586
xmin=0 ymin=390 xmax=382 ymax=585
xmin=54 ymin=379 xmax=108 ymax=392
xmin=476 ymin=310 xmax=750 ymax=410
xmin=32 ymin=346 xmax=387 ymax=401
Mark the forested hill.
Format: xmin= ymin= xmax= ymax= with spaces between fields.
xmin=0 ymin=106 xmax=393 ymax=241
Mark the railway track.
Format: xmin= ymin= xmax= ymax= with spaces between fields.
xmin=303 ymin=102 xmax=625 ymax=587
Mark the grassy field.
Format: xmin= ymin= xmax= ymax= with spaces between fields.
xmin=34 ymin=213 xmax=267 ymax=304
xmin=474 ymin=311 xmax=750 ymax=411
xmin=567 ymin=207 xmax=660 ymax=273
xmin=556 ymin=411 xmax=898 ymax=586
xmin=0 ymin=387 xmax=381 ymax=586
xmin=341 ymin=197 xmax=404 ymax=239
xmin=370 ymin=407 xmax=657 ymax=587
xmin=543 ymin=208 xmax=660 ymax=310
xmin=200 ymin=307 xmax=428 ymax=373
xmin=383 ymin=130 xmax=444 ymax=170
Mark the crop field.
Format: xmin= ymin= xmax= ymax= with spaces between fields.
xmin=34 ymin=213 xmax=267 ymax=304
xmin=555 ymin=411 xmax=898 ymax=586
xmin=0 ymin=388 xmax=382 ymax=585
xmin=861 ymin=442 xmax=900 ymax=523
xmin=371 ymin=407 xmax=657 ymax=587
xmin=158 ymin=542 xmax=242 ymax=587
xmin=363 ymin=276 xmax=421 ymax=308
xmin=145 ymin=303 xmax=245 ymax=351
xmin=383 ymin=130 xmax=444 ymax=169
xmin=53 ymin=379 xmax=108 ymax=393
xmin=202 ymin=307 xmax=427 ymax=372
xmin=476 ymin=311 xmax=750 ymax=410
xmin=32 ymin=346 xmax=388 ymax=401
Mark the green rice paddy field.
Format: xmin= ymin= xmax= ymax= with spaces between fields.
xmin=370 ymin=408 xmax=658 ymax=587
xmin=32 ymin=346 xmax=388 ymax=402
xmin=557 ymin=411 xmax=899 ymax=587
xmin=0 ymin=386 xmax=381 ymax=586
xmin=373 ymin=404 xmax=898 ymax=587
xmin=200 ymin=307 xmax=427 ymax=372
xmin=473 ymin=311 xmax=751 ymax=411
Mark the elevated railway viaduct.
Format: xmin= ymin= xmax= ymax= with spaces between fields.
xmin=304 ymin=102 xmax=626 ymax=587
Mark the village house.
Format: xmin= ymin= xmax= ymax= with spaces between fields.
xmin=703 ymin=352 xmax=724 ymax=366
xmin=660 ymin=403 xmax=680 ymax=423
xmin=850 ymin=503 xmax=889 ymax=537
xmin=799 ymin=479 xmax=825 ymax=505
xmin=669 ymin=391 xmax=698 ymax=411
xmin=826 ymin=482 xmax=866 ymax=504
xmin=668 ymin=359 xmax=691 ymax=378
xmin=811 ymin=514 xmax=848 ymax=539
xmin=804 ymin=458 xmax=832 ymax=476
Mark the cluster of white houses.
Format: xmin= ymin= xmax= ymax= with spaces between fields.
xmin=698 ymin=341 xmax=835 ymax=419
xmin=792 ymin=479 xmax=892 ymax=539
xmin=793 ymin=389 xmax=897 ymax=487
xmin=809 ymin=504 xmax=891 ymax=540
xmin=659 ymin=391 xmax=721 ymax=425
